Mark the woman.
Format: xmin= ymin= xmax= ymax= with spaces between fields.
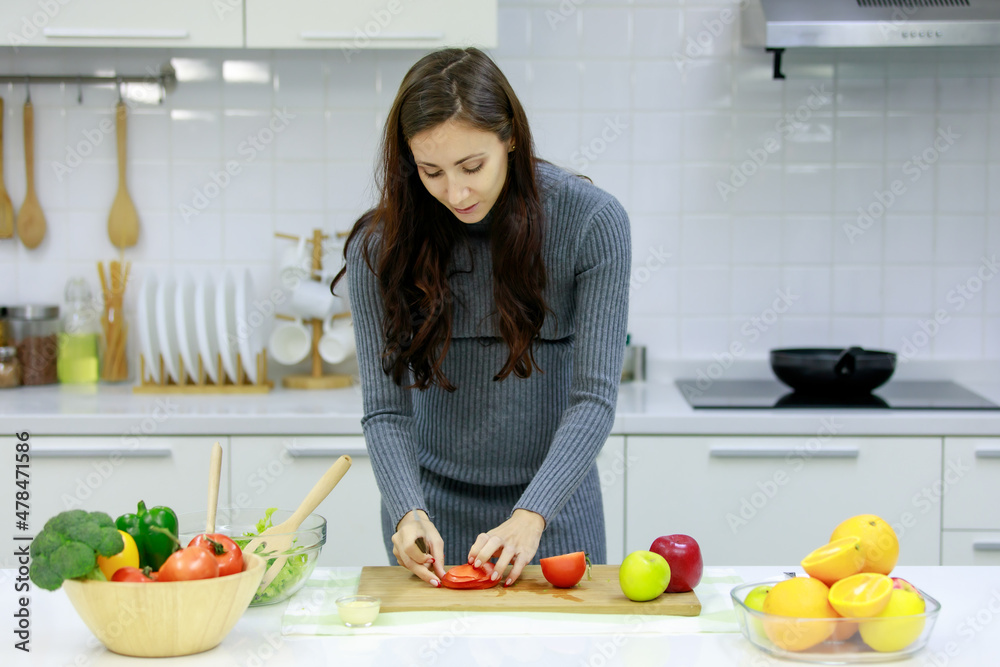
xmin=333 ymin=47 xmax=630 ymax=588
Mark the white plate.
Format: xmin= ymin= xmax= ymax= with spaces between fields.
xmin=215 ymin=269 xmax=239 ymax=383
xmin=137 ymin=272 xmax=160 ymax=383
xmin=194 ymin=273 xmax=220 ymax=384
xmin=156 ymin=273 xmax=181 ymax=384
xmin=234 ymin=268 xmax=264 ymax=384
xmin=174 ymin=272 xmax=199 ymax=383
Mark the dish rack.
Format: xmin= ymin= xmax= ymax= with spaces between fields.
xmin=133 ymin=350 xmax=273 ymax=394
xmin=275 ymin=228 xmax=353 ymax=390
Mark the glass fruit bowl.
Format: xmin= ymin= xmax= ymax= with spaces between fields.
xmin=178 ymin=507 xmax=326 ymax=606
xmin=730 ymin=579 xmax=941 ymax=664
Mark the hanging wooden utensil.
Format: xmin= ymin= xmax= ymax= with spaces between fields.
xmin=107 ymin=100 xmax=139 ymax=248
xmin=16 ymin=97 xmax=46 ymax=249
xmin=0 ymin=97 xmax=14 ymax=240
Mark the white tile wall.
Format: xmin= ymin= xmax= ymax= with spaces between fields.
xmin=0 ymin=1 xmax=997 ymax=361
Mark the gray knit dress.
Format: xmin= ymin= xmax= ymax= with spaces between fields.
xmin=347 ymin=161 xmax=631 ymax=566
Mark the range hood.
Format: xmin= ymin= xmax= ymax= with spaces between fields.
xmin=743 ymin=0 xmax=1000 ymax=49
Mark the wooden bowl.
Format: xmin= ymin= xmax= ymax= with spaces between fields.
xmin=62 ymin=553 xmax=264 ymax=657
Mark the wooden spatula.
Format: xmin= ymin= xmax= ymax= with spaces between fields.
xmin=16 ymin=98 xmax=45 ymax=249
xmin=205 ymin=442 xmax=223 ymax=534
xmin=246 ymin=455 xmax=351 ymax=591
xmin=0 ymin=97 xmax=13 ymax=239
xmin=108 ymin=100 xmax=139 ymax=248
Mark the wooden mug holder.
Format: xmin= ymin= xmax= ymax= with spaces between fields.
xmin=132 ymin=350 xmax=273 ymax=394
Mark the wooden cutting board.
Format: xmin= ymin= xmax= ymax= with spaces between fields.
xmin=356 ymin=565 xmax=701 ymax=616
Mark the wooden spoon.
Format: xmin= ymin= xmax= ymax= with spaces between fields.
xmin=107 ymin=100 xmax=139 ymax=248
xmin=205 ymin=442 xmax=223 ymax=534
xmin=0 ymin=97 xmax=13 ymax=239
xmin=246 ymin=455 xmax=351 ymax=591
xmin=16 ymin=98 xmax=46 ymax=249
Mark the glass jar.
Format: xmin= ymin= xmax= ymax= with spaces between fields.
xmin=8 ymin=305 xmax=60 ymax=386
xmin=58 ymin=278 xmax=100 ymax=384
xmin=0 ymin=346 xmax=20 ymax=388
xmin=0 ymin=305 xmax=8 ymax=346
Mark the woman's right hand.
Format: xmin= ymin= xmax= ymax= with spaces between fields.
xmin=392 ymin=509 xmax=447 ymax=587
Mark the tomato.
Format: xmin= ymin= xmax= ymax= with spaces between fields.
xmin=96 ymin=530 xmax=141 ymax=580
xmin=188 ymin=533 xmax=244 ymax=577
xmin=156 ymin=547 xmax=220 ymax=582
xmin=540 ymin=551 xmax=590 ymax=588
xmin=111 ymin=567 xmax=154 ymax=583
xmin=441 ymin=562 xmax=498 ymax=590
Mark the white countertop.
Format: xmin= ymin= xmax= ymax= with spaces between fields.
xmin=3 ymin=565 xmax=998 ymax=667
xmin=2 ymin=360 xmax=999 ymax=437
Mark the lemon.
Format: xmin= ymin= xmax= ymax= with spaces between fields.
xmin=859 ymin=588 xmax=926 ymax=652
xmin=801 ymin=536 xmax=865 ymax=586
xmin=829 ymin=572 xmax=893 ymax=618
xmin=762 ymin=577 xmax=838 ymax=652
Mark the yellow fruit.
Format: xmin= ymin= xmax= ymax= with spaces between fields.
xmin=859 ymin=588 xmax=926 ymax=652
xmin=96 ymin=530 xmax=140 ymax=580
xmin=801 ymin=536 xmax=865 ymax=586
xmin=829 ymin=573 xmax=894 ymax=617
xmin=831 ymin=515 xmax=899 ymax=576
xmin=762 ymin=577 xmax=839 ymax=651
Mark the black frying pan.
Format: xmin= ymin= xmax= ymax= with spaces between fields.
xmin=770 ymin=347 xmax=897 ymax=394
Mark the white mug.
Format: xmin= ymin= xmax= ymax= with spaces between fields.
xmin=290 ymin=279 xmax=343 ymax=320
xmin=318 ymin=317 xmax=355 ymax=364
xmin=268 ymin=318 xmax=311 ymax=365
xmin=280 ymin=237 xmax=311 ymax=288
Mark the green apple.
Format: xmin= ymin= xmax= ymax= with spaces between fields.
xmin=742 ymin=585 xmax=772 ymax=640
xmin=619 ymin=550 xmax=671 ymax=602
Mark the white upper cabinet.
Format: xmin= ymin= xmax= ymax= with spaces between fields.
xmin=0 ymin=0 xmax=243 ymax=48
xmin=245 ymin=0 xmax=497 ymax=50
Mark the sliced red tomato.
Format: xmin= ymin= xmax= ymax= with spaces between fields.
xmin=540 ymin=551 xmax=590 ymax=588
xmin=156 ymin=546 xmax=220 ymax=582
xmin=188 ymin=533 xmax=244 ymax=576
xmin=111 ymin=567 xmax=154 ymax=583
xmin=441 ymin=562 xmax=498 ymax=589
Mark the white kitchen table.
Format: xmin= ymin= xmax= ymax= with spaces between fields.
xmin=3 ymin=565 xmax=999 ymax=666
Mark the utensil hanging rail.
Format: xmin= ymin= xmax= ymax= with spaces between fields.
xmin=0 ymin=63 xmax=177 ymax=102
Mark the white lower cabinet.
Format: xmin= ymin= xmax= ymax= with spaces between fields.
xmin=942 ymin=531 xmax=1000 ymax=565
xmin=10 ymin=436 xmax=228 ymax=569
xmin=942 ymin=438 xmax=1000 ymax=531
xmin=229 ymin=436 xmax=385 ymax=567
xmin=596 ymin=436 xmax=626 ymax=564
xmin=625 ymin=436 xmax=943 ymax=567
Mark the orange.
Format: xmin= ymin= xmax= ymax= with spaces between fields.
xmin=762 ymin=577 xmax=839 ymax=651
xmin=830 ymin=515 xmax=899 ymax=576
xmin=800 ymin=537 xmax=865 ymax=586
xmin=829 ymin=573 xmax=894 ymax=617
xmin=830 ymin=620 xmax=859 ymax=642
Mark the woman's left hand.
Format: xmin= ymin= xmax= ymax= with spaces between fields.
xmin=467 ymin=509 xmax=545 ymax=587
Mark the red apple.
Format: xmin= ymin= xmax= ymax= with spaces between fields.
xmin=649 ymin=534 xmax=703 ymax=593
xmin=892 ymin=577 xmax=921 ymax=597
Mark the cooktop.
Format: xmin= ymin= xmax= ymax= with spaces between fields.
xmin=677 ymin=379 xmax=1000 ymax=410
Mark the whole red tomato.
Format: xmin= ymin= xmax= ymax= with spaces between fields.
xmin=540 ymin=551 xmax=590 ymax=588
xmin=188 ymin=533 xmax=244 ymax=576
xmin=111 ymin=567 xmax=154 ymax=583
xmin=156 ymin=546 xmax=220 ymax=582
xmin=649 ymin=534 xmax=703 ymax=593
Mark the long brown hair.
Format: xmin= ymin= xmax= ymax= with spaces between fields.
xmin=332 ymin=48 xmax=547 ymax=391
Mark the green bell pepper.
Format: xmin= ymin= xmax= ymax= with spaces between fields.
xmin=115 ymin=501 xmax=179 ymax=571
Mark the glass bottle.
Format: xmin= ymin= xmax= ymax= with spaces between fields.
xmin=0 ymin=345 xmax=21 ymax=388
xmin=58 ymin=278 xmax=100 ymax=384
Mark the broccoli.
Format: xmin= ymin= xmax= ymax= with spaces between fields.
xmin=29 ymin=510 xmax=124 ymax=591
